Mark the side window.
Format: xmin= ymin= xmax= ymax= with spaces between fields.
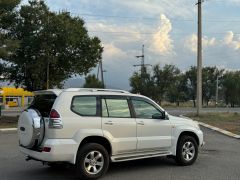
xmin=102 ymin=98 xmax=131 ymax=118
xmin=132 ymin=99 xmax=162 ymax=119
xmin=71 ymin=96 xmax=97 ymax=116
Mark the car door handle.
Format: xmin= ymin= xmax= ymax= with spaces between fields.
xmin=105 ymin=121 xmax=114 ymax=125
xmin=137 ymin=121 xmax=144 ymax=125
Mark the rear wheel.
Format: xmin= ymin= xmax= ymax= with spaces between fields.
xmin=175 ymin=135 xmax=198 ymax=166
xmin=75 ymin=143 xmax=109 ymax=179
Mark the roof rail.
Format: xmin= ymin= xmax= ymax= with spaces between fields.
xmin=65 ymin=88 xmax=130 ymax=94
xmin=91 ymin=88 xmax=130 ymax=94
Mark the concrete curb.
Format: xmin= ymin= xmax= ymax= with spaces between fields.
xmin=0 ymin=128 xmax=17 ymax=132
xmin=198 ymin=121 xmax=240 ymax=139
xmin=179 ymin=115 xmax=240 ymax=139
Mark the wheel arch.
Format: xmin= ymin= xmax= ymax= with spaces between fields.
xmin=177 ymin=131 xmax=200 ymax=147
xmin=77 ymin=136 xmax=112 ymax=157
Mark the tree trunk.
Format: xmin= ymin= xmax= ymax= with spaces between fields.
xmin=158 ymin=99 xmax=162 ymax=106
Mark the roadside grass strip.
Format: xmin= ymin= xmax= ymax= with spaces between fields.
xmin=198 ymin=121 xmax=240 ymax=139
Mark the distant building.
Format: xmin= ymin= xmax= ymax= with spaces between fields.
xmin=0 ymin=87 xmax=34 ymax=107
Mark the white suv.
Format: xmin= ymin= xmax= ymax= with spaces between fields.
xmin=18 ymin=88 xmax=204 ymax=179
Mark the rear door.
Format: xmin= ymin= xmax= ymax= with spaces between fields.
xmin=29 ymin=93 xmax=57 ymax=118
xmin=101 ymin=96 xmax=137 ymax=155
xmin=27 ymin=92 xmax=59 ymax=145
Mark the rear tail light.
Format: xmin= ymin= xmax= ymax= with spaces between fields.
xmin=42 ymin=147 xmax=51 ymax=152
xmin=49 ymin=109 xmax=63 ymax=129
xmin=50 ymin=109 xmax=60 ymax=118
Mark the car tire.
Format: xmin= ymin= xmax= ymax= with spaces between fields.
xmin=75 ymin=143 xmax=109 ymax=179
xmin=175 ymin=135 xmax=198 ymax=166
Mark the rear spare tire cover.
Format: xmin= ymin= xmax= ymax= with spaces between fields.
xmin=18 ymin=109 xmax=44 ymax=148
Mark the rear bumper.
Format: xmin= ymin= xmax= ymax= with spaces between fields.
xmin=19 ymin=139 xmax=78 ymax=164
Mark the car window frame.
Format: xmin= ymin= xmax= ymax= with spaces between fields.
xmin=100 ymin=95 xmax=134 ymax=118
xmin=70 ymin=95 xmax=101 ymax=117
xmin=130 ymin=96 xmax=166 ymax=120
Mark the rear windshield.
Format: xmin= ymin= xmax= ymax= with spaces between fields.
xmin=28 ymin=94 xmax=57 ymax=117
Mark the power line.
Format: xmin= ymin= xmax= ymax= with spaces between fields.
xmin=72 ymin=12 xmax=195 ymax=22
xmin=87 ymin=30 xmax=240 ymax=37
xmin=71 ymin=12 xmax=240 ymax=23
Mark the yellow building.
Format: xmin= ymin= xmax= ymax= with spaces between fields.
xmin=0 ymin=87 xmax=34 ymax=107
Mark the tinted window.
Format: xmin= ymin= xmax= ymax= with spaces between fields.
xmin=29 ymin=94 xmax=57 ymax=117
xmin=102 ymin=98 xmax=131 ymax=118
xmin=132 ymin=99 xmax=162 ymax=119
xmin=72 ymin=96 xmax=97 ymax=116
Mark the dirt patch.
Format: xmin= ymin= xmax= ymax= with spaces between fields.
xmin=187 ymin=112 xmax=240 ymax=135
xmin=0 ymin=116 xmax=18 ymax=128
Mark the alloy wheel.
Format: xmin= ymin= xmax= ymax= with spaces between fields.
xmin=84 ymin=151 xmax=104 ymax=175
xmin=182 ymin=141 xmax=195 ymax=161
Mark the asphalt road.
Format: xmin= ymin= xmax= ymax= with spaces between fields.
xmin=0 ymin=127 xmax=240 ymax=180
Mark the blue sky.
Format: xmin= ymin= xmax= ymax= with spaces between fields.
xmin=22 ymin=0 xmax=240 ymax=90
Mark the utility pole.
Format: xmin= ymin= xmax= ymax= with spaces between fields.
xmin=216 ymin=76 xmax=219 ymax=107
xmin=134 ymin=45 xmax=151 ymax=77
xmin=196 ymin=0 xmax=203 ymax=116
xmin=99 ymin=59 xmax=105 ymax=88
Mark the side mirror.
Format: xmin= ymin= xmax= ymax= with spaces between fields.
xmin=162 ymin=111 xmax=166 ymax=119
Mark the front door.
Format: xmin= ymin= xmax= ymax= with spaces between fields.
xmin=131 ymin=97 xmax=172 ymax=152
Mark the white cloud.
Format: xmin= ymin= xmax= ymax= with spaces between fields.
xmin=224 ymin=31 xmax=240 ymax=50
xmin=150 ymin=14 xmax=174 ymax=55
xmin=228 ymin=0 xmax=240 ymax=4
xmin=103 ymin=43 xmax=126 ymax=60
xmin=87 ymin=22 xmax=143 ymax=43
xmin=185 ymin=34 xmax=217 ymax=53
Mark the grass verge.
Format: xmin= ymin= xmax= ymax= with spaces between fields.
xmin=187 ymin=112 xmax=240 ymax=135
xmin=0 ymin=116 xmax=18 ymax=129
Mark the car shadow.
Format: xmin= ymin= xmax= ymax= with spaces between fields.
xmin=15 ymin=157 xmax=176 ymax=180
xmin=108 ymin=157 xmax=176 ymax=175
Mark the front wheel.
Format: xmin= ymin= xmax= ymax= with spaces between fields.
xmin=75 ymin=143 xmax=109 ymax=179
xmin=175 ymin=135 xmax=198 ymax=166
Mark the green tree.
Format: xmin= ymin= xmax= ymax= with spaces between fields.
xmin=153 ymin=64 xmax=180 ymax=104
xmin=0 ymin=0 xmax=20 ymax=59
xmin=83 ymin=74 xmax=104 ymax=88
xmin=129 ymin=67 xmax=155 ymax=99
xmin=166 ymin=73 xmax=188 ymax=106
xmin=223 ymin=71 xmax=240 ymax=107
xmin=185 ymin=66 xmax=197 ymax=107
xmin=2 ymin=0 xmax=103 ymax=91
xmin=202 ymin=67 xmax=223 ymax=106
